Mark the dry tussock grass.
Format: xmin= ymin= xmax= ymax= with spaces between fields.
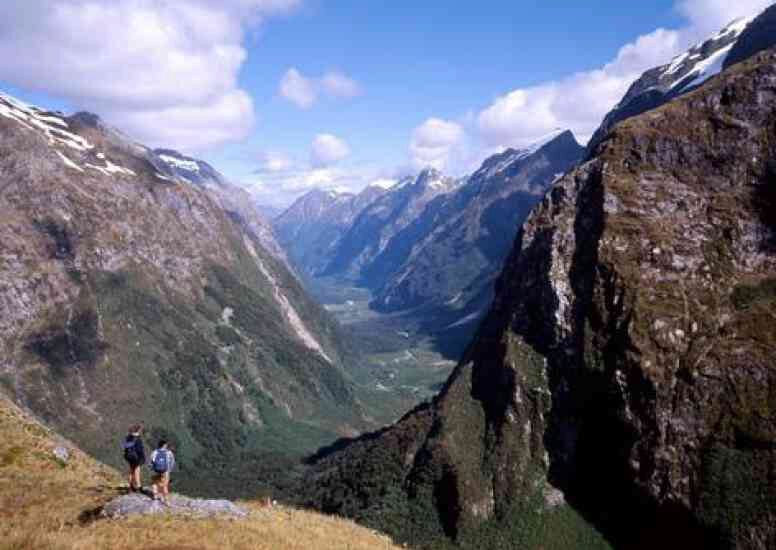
xmin=0 ymin=397 xmax=401 ymax=550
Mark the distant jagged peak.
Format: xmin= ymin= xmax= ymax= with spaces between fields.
xmin=417 ymin=166 xmax=442 ymax=181
xmin=392 ymin=166 xmax=459 ymax=193
xmin=472 ymin=128 xmax=579 ymax=181
xmin=365 ymin=178 xmax=398 ymax=192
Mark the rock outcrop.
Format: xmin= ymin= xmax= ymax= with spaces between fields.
xmin=303 ymin=46 xmax=776 ymax=550
xmin=101 ymin=493 xmax=249 ymax=520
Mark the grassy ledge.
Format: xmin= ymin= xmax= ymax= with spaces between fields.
xmin=0 ymin=396 xmax=401 ymax=550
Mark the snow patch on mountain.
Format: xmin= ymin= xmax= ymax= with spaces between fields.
xmin=56 ymin=150 xmax=84 ymax=172
xmin=674 ymin=43 xmax=734 ymax=90
xmin=158 ymin=154 xmax=200 ymax=172
xmin=0 ymin=92 xmax=93 ymax=152
xmin=658 ymin=15 xmax=755 ymax=94
xmin=0 ymin=91 xmax=144 ymax=179
xmin=369 ymin=179 xmax=397 ymax=190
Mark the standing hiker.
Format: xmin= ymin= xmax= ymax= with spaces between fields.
xmin=122 ymin=424 xmax=145 ymax=492
xmin=150 ymin=439 xmax=175 ymax=505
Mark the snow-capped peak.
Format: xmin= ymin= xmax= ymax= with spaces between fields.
xmin=656 ymin=15 xmax=755 ymax=95
xmin=473 ymin=129 xmax=569 ymax=180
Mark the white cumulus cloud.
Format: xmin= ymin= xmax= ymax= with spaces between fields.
xmin=477 ymin=28 xmax=682 ymax=148
xmin=279 ymin=68 xmax=318 ymax=109
xmin=321 ymin=72 xmax=362 ymax=98
xmin=255 ymin=150 xmax=293 ymax=173
xmin=476 ymin=0 xmax=772 ymax=149
xmin=279 ymin=68 xmax=362 ymax=108
xmin=311 ymin=134 xmax=351 ymax=167
xmin=409 ymin=118 xmax=465 ymax=170
xmin=0 ymin=0 xmax=300 ymax=151
xmin=676 ymin=0 xmax=774 ymax=38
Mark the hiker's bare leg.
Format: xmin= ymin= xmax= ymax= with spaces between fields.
xmin=152 ymin=479 xmax=159 ymax=500
xmin=128 ymin=465 xmax=139 ymax=490
xmin=162 ymin=474 xmax=170 ymax=504
xmin=132 ymin=465 xmax=142 ymax=490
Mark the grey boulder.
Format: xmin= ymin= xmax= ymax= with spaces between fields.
xmin=101 ymin=493 xmax=249 ymax=520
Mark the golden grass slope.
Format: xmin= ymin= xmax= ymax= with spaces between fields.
xmin=0 ymin=396 xmax=400 ymax=550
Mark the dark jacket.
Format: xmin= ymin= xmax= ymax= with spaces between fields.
xmin=123 ymin=434 xmax=146 ymax=465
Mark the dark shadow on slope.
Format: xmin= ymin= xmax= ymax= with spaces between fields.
xmin=755 ymin=160 xmax=776 ymax=248
xmin=538 ymin=164 xmax=718 ymax=549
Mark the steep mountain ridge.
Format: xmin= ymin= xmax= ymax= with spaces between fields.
xmin=366 ymin=131 xmax=584 ymax=352
xmin=273 ymin=185 xmax=387 ymax=277
xmin=586 ymin=12 xmax=772 ymax=154
xmin=0 ymin=90 xmax=365 ymax=497
xmin=322 ymin=168 xmax=463 ymax=279
xmin=302 ymin=42 xmax=776 ymax=550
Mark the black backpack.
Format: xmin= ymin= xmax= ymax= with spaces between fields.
xmin=123 ymin=437 xmax=140 ymax=463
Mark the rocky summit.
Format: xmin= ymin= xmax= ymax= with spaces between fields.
xmin=302 ymin=43 xmax=776 ymax=550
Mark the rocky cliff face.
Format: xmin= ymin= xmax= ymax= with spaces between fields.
xmin=303 ymin=46 xmax=776 ymax=550
xmin=0 ymin=91 xmax=365 ymax=498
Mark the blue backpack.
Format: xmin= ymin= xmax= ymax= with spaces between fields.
xmin=152 ymin=449 xmax=170 ymax=473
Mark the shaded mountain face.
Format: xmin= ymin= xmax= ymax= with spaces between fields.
xmin=151 ymin=148 xmax=291 ymax=270
xmin=0 ymin=91 xmax=365 ymax=498
xmin=302 ymin=46 xmax=776 ymax=550
xmin=273 ymin=186 xmax=387 ymax=277
xmin=586 ymin=13 xmax=771 ymax=155
xmin=322 ymin=169 xmax=463 ymax=279
xmin=366 ymin=131 xmax=584 ymax=352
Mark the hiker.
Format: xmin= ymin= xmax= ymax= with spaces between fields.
xmin=150 ymin=439 xmax=175 ymax=505
xmin=122 ymin=424 xmax=145 ymax=492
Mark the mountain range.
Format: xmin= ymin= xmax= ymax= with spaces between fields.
xmin=273 ymin=183 xmax=389 ymax=279
xmin=301 ymin=9 xmax=776 ymax=550
xmin=274 ymin=130 xmax=584 ymax=354
xmin=1 ymin=6 xmax=776 ymax=550
xmin=0 ymin=91 xmax=367 ymax=498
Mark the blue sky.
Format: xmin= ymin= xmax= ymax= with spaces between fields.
xmin=217 ymin=1 xmax=681 ymax=185
xmin=0 ymin=0 xmax=772 ymax=207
